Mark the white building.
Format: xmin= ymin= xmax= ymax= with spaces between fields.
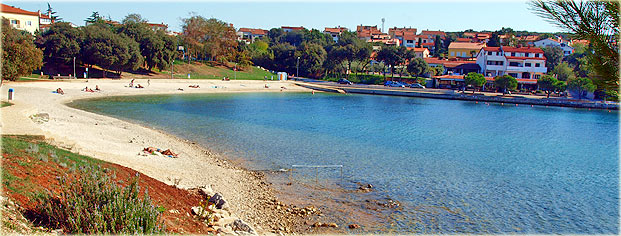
xmin=533 ymin=37 xmax=574 ymax=56
xmin=1 ymin=4 xmax=52 ymax=34
xmin=237 ymin=28 xmax=268 ymax=43
xmin=476 ymin=46 xmax=547 ymax=80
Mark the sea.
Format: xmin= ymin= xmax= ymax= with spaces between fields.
xmin=69 ymin=92 xmax=619 ymax=234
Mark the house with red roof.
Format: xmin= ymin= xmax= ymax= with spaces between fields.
xmin=389 ymin=27 xmax=417 ymax=47
xmin=281 ymin=26 xmax=305 ymax=33
xmin=476 ymin=46 xmax=547 ymax=80
xmin=0 ymin=4 xmax=52 ymax=34
xmin=324 ymin=26 xmax=348 ymax=42
xmin=407 ymin=47 xmax=430 ymax=59
xmin=238 ymin=27 xmax=268 ymax=43
xmin=356 ymin=25 xmax=383 ymax=40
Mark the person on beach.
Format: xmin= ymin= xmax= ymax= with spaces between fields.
xmin=136 ymin=84 xmax=144 ymax=88
xmin=148 ymin=79 xmax=150 ymax=87
xmin=95 ymin=85 xmax=100 ymax=91
xmin=56 ymin=88 xmax=64 ymax=95
xmin=129 ymin=79 xmax=135 ymax=87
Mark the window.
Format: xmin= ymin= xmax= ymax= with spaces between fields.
xmin=451 ymin=52 xmax=455 ymax=56
xmin=525 ymin=53 xmax=530 ymax=57
xmin=509 ymin=73 xmax=518 ymax=77
xmin=511 ymin=52 xmax=516 ymax=56
xmin=10 ymin=19 xmax=18 ymax=25
xmin=509 ymin=62 xmax=520 ymax=67
xmin=534 ymin=74 xmax=541 ymax=79
xmin=525 ymin=63 xmax=531 ymax=67
xmin=407 ymin=40 xmax=413 ymax=43
xmin=535 ymin=53 xmax=539 ymax=57
xmin=535 ymin=63 xmax=540 ymax=67
xmin=27 ymin=21 xmax=31 ymax=26
xmin=488 ymin=51 xmax=492 ymax=55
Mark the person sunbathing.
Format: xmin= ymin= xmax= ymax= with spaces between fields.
xmin=136 ymin=84 xmax=144 ymax=88
xmin=95 ymin=85 xmax=100 ymax=91
xmin=161 ymin=149 xmax=178 ymax=157
xmin=86 ymin=88 xmax=94 ymax=92
xmin=56 ymin=88 xmax=64 ymax=95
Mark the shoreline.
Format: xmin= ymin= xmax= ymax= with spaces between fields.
xmin=0 ymin=79 xmax=333 ymax=234
xmin=294 ymin=81 xmax=620 ymax=110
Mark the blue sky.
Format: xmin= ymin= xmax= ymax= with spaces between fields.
xmin=6 ymin=1 xmax=563 ymax=33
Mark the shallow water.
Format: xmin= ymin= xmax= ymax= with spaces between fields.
xmin=70 ymin=92 xmax=619 ymax=234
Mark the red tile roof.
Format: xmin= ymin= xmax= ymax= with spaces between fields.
xmin=406 ymin=47 xmax=429 ymax=52
xmin=421 ymin=30 xmax=446 ymax=36
xmin=505 ymin=56 xmax=546 ymax=61
xmin=324 ymin=27 xmax=347 ymax=33
xmin=1 ymin=4 xmax=51 ymax=18
xmin=281 ymin=26 xmax=305 ymax=30
xmin=448 ymin=42 xmax=486 ymax=50
xmin=239 ymin=28 xmax=268 ymax=35
xmin=421 ymin=42 xmax=435 ymax=46
xmin=402 ymin=35 xmax=418 ymax=41
xmin=389 ymin=27 xmax=417 ymax=36
xmin=502 ymin=46 xmax=544 ymax=53
xmin=456 ymin=38 xmax=471 ymax=42
xmin=147 ymin=22 xmax=167 ymax=28
xmin=424 ymin=57 xmax=477 ymax=67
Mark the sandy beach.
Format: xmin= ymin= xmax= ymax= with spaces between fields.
xmin=0 ymin=79 xmax=316 ymax=234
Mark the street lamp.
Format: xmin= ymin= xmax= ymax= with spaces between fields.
xmin=296 ymin=56 xmax=300 ymax=80
xmin=73 ymin=57 xmax=76 ymax=78
xmin=234 ymin=63 xmax=237 ymax=80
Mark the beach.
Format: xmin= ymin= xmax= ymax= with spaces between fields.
xmin=0 ymin=79 xmax=317 ymax=234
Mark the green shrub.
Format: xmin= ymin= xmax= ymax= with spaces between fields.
xmin=35 ymin=165 xmax=164 ymax=234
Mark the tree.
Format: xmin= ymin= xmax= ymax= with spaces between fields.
xmin=294 ymin=43 xmax=327 ymax=77
xmin=35 ymin=22 xmax=83 ymax=67
xmin=494 ymin=75 xmax=518 ymax=94
xmin=406 ymin=58 xmax=428 ymax=79
xmin=537 ymin=75 xmax=560 ymax=98
xmin=81 ymin=23 xmax=142 ymax=77
xmin=531 ymin=0 xmax=619 ymax=100
xmin=488 ymin=32 xmax=501 ymax=47
xmin=46 ymin=3 xmax=62 ymax=22
xmin=181 ymin=15 xmax=237 ymax=63
xmin=270 ymin=43 xmax=296 ymax=74
xmin=122 ymin=13 xmax=147 ymax=24
xmin=567 ymin=77 xmax=595 ymax=99
xmin=117 ymin=15 xmax=176 ymax=71
xmin=552 ymin=62 xmax=575 ymax=81
xmin=1 ymin=18 xmax=43 ymax=81
xmin=85 ymin=12 xmax=104 ymax=25
xmin=542 ymin=46 xmax=563 ymax=71
xmin=375 ymin=46 xmax=400 ymax=80
xmin=464 ymin=72 xmax=487 ymax=94
xmin=433 ymin=35 xmax=442 ymax=56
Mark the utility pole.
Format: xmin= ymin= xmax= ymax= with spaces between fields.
xmin=234 ymin=63 xmax=237 ymax=80
xmin=170 ymin=59 xmax=173 ymax=79
xmin=73 ymin=57 xmax=76 ymax=78
xmin=296 ymin=56 xmax=300 ymax=79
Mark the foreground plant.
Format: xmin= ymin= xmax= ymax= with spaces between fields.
xmin=35 ymin=165 xmax=164 ymax=234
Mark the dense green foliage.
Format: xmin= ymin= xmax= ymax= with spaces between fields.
xmin=537 ymin=75 xmax=566 ymax=98
xmin=35 ymin=23 xmax=82 ymax=66
xmin=407 ymin=58 xmax=428 ymax=78
xmin=81 ymin=23 xmax=143 ymax=76
xmin=36 ymin=165 xmax=164 ymax=234
xmin=117 ymin=14 xmax=176 ymax=71
xmin=494 ymin=75 xmax=518 ymax=94
xmin=542 ymin=46 xmax=564 ymax=71
xmin=1 ymin=18 xmax=43 ymax=81
xmin=531 ymin=0 xmax=619 ymax=100
xmin=567 ymin=77 xmax=595 ymax=99
xmin=464 ymin=72 xmax=487 ymax=93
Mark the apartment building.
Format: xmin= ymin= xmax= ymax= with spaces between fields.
xmin=476 ymin=46 xmax=547 ymax=79
xmin=0 ymin=4 xmax=52 ymax=34
xmin=533 ymin=37 xmax=574 ymax=55
xmin=238 ymin=28 xmax=268 ymax=43
xmin=324 ymin=27 xmax=348 ymax=42
xmin=448 ymin=42 xmax=486 ymax=59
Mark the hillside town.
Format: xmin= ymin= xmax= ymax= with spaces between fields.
xmin=0 ymin=2 xmax=612 ymax=100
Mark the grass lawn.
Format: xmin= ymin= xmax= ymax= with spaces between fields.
xmin=173 ymin=63 xmax=275 ymax=80
xmin=1 ymin=101 xmax=14 ymax=107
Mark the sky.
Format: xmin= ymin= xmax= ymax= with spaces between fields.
xmin=5 ymin=0 xmax=564 ymax=33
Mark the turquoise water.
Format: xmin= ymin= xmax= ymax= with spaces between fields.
xmin=70 ymin=92 xmax=619 ymax=234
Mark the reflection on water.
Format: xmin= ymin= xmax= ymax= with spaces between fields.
xmin=70 ymin=92 xmax=619 ymax=234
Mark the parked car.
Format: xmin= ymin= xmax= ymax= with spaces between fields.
xmin=338 ymin=78 xmax=353 ymax=85
xmin=385 ymin=81 xmax=405 ymax=88
xmin=409 ymin=83 xmax=426 ymax=89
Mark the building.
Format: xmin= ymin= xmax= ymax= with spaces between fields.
xmin=356 ymin=25 xmax=382 ymax=40
xmin=147 ymin=22 xmax=168 ymax=32
xmin=368 ymin=37 xmax=400 ymax=47
xmin=238 ymin=28 xmax=268 ymax=43
xmin=476 ymin=46 xmax=547 ymax=79
xmin=281 ymin=26 xmax=305 ymax=33
xmin=425 ymin=57 xmax=480 ymax=76
xmin=517 ymin=35 xmax=540 ymax=46
xmin=324 ymin=27 xmax=348 ymax=42
xmin=407 ymin=47 xmax=430 ymax=59
xmin=419 ymin=30 xmax=446 ymax=44
xmin=533 ymin=37 xmax=574 ymax=55
xmin=448 ymin=42 xmax=486 ymax=59
xmin=0 ymin=4 xmax=52 ymax=34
